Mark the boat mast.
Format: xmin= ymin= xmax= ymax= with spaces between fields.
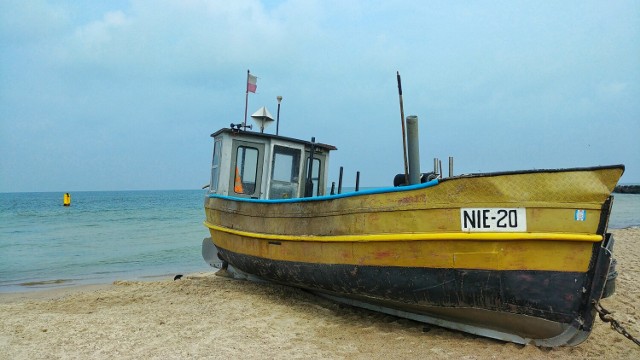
xmin=397 ymin=72 xmax=409 ymax=185
xmin=244 ymin=70 xmax=250 ymax=130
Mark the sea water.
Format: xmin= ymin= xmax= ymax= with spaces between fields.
xmin=0 ymin=190 xmax=638 ymax=293
xmin=0 ymin=190 xmax=211 ymax=292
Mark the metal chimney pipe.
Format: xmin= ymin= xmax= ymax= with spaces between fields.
xmin=406 ymin=115 xmax=421 ymax=185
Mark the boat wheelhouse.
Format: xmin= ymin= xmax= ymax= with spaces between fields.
xmin=202 ymin=117 xmax=623 ymax=347
xmin=207 ymin=127 xmax=336 ymax=200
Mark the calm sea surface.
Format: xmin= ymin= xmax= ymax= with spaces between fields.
xmin=0 ymin=190 xmax=210 ymax=292
xmin=0 ymin=190 xmax=638 ymax=293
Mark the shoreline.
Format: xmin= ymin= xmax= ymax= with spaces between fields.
xmin=0 ymin=268 xmax=209 ymax=295
xmin=0 ymin=273 xmax=183 ymax=304
xmin=2 ymin=226 xmax=637 ymax=296
xmin=1 ymin=228 xmax=638 ymax=359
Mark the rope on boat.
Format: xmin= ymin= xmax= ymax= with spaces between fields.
xmin=592 ymin=300 xmax=640 ymax=346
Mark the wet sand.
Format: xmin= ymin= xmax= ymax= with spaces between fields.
xmin=1 ymin=228 xmax=638 ymax=359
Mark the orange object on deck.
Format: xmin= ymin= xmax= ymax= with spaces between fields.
xmin=234 ymin=167 xmax=244 ymax=193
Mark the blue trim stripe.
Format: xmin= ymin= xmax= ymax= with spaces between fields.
xmin=208 ymin=179 xmax=440 ymax=203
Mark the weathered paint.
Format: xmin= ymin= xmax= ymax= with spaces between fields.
xmin=204 ymin=224 xmax=597 ymax=272
xmin=203 ymin=165 xmax=624 ymax=345
xmin=205 ymin=166 xmax=624 ymax=238
xmin=215 ymin=245 xmax=592 ymax=339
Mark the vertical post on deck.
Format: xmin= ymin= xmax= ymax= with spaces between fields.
xmin=406 ymin=115 xmax=421 ymax=185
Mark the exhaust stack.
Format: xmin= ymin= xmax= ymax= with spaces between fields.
xmin=406 ymin=115 xmax=421 ymax=185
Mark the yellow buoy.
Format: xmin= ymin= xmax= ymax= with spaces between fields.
xmin=63 ymin=193 xmax=71 ymax=207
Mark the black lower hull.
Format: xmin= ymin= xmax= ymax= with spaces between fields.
xmin=218 ymin=247 xmax=586 ymax=322
xmin=207 ymin=234 xmax=614 ymax=346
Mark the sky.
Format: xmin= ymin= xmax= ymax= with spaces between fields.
xmin=1 ymin=0 xmax=639 ymax=192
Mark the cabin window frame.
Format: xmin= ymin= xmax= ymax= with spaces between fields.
xmin=229 ymin=140 xmax=264 ymax=198
xmin=302 ymin=151 xmax=326 ymax=197
xmin=268 ymin=145 xmax=302 ymax=199
xmin=210 ymin=138 xmax=222 ymax=193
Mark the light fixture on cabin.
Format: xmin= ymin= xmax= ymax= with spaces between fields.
xmin=251 ymin=106 xmax=274 ymax=133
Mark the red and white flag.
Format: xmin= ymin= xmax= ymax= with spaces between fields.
xmin=247 ymin=73 xmax=257 ymax=93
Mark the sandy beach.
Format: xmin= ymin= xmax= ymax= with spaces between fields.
xmin=1 ymin=228 xmax=638 ymax=359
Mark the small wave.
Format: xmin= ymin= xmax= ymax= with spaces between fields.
xmin=19 ymin=279 xmax=73 ymax=287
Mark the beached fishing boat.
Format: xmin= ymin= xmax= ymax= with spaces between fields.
xmin=202 ymin=94 xmax=624 ymax=346
xmin=201 ymin=123 xmax=624 ymax=346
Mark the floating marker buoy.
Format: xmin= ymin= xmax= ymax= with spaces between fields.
xmin=63 ymin=193 xmax=71 ymax=207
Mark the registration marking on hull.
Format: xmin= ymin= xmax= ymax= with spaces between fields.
xmin=461 ymin=208 xmax=527 ymax=232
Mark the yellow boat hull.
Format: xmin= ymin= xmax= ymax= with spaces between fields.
xmin=203 ymin=165 xmax=624 ymax=346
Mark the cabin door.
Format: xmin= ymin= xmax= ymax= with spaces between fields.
xmin=268 ymin=145 xmax=302 ymax=199
xmin=302 ymin=152 xmax=326 ymax=196
xmin=229 ymin=140 xmax=265 ymax=198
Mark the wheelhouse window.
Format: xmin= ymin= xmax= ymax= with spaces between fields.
xmin=210 ymin=139 xmax=222 ymax=192
xmin=234 ymin=146 xmax=259 ymax=194
xmin=305 ymin=157 xmax=322 ymax=196
xmin=269 ymin=145 xmax=301 ymax=199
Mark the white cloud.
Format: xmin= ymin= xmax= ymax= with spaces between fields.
xmin=1 ymin=0 xmax=639 ymax=191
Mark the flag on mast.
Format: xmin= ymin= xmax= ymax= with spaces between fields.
xmin=247 ymin=73 xmax=257 ymax=93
